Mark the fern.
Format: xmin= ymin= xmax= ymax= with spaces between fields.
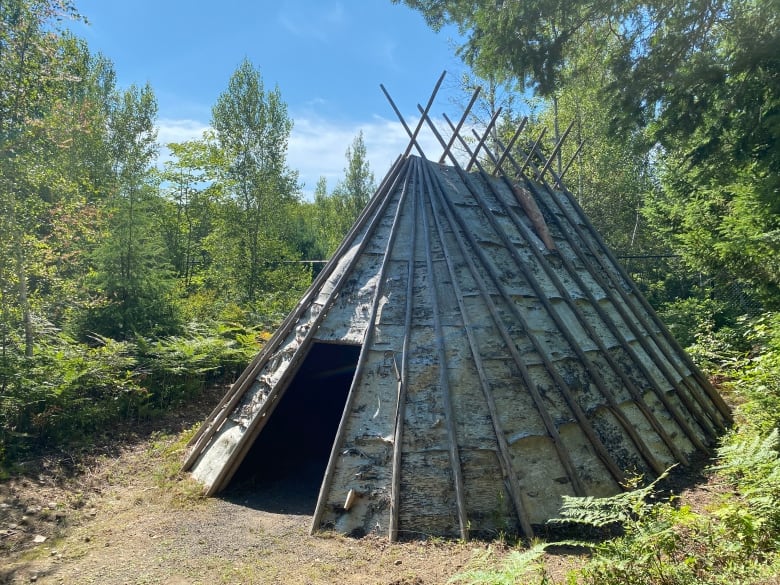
xmin=549 ymin=467 xmax=675 ymax=529
xmin=713 ymin=429 xmax=780 ymax=529
xmin=449 ymin=542 xmax=550 ymax=585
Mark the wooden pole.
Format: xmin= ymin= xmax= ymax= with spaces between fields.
xmin=422 ymin=160 xmax=535 ymax=538
xmin=310 ymin=158 xmax=416 ymax=535
xmin=389 ymin=159 xmax=421 ymax=541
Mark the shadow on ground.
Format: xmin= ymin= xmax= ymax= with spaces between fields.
xmin=221 ymin=458 xmax=325 ymax=516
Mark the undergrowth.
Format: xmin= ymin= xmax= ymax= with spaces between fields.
xmin=0 ymin=321 xmax=266 ymax=469
xmin=452 ymin=311 xmax=780 ymax=585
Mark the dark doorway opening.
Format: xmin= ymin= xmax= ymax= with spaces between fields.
xmin=224 ymin=342 xmax=360 ymax=514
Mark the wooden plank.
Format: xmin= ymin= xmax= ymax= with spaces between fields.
xmin=472 ymin=169 xmax=692 ymax=468
xmin=419 ymin=179 xmax=470 ymax=541
xmin=389 ymin=158 xmax=420 ymax=541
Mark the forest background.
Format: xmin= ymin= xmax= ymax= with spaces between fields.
xmin=1 ymin=0 xmax=779 ymax=554
xmin=2 ymin=1 xmax=780 ymax=582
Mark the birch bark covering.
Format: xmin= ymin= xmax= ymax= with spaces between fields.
xmin=185 ymin=155 xmax=730 ymax=539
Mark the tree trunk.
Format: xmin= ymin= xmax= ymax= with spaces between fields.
xmin=15 ymin=242 xmax=33 ymax=357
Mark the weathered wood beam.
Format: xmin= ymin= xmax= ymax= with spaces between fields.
xmin=457 ymin=131 xmax=692 ymax=469
xmin=381 ymin=70 xmax=446 ymax=160
xmin=310 ymin=158 xmax=416 ymax=535
xmin=421 ymin=161 xmax=535 ymax=538
xmin=479 ymin=141 xmax=696 ymax=464
xmin=418 ymin=170 xmax=470 ymax=541
xmin=389 ymin=159 xmax=421 ymax=542
xmin=493 ymin=117 xmax=528 ymax=177
xmin=495 ymin=136 xmax=727 ymax=439
xmin=438 ymin=87 xmax=481 ymax=164
xmin=421 ymin=147 xmax=591 ymax=495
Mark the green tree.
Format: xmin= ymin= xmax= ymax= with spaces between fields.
xmin=208 ymin=59 xmax=307 ymax=319
xmin=79 ymin=84 xmax=181 ymax=339
xmin=643 ymin=0 xmax=780 ymax=306
xmin=398 ymin=0 xmax=779 ymax=308
xmin=0 ymin=0 xmax=85 ymax=356
xmin=158 ymin=138 xmax=218 ymax=290
xmin=332 ymin=131 xmax=375 ymax=222
xmin=314 ymin=132 xmax=376 ymax=256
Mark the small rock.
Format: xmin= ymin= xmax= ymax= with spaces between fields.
xmin=33 ymin=534 xmax=47 ymax=544
xmin=25 ymin=506 xmax=42 ymax=516
xmin=19 ymin=516 xmax=29 ymax=525
xmin=394 ymin=559 xmax=402 ymax=566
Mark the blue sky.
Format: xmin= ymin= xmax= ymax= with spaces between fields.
xmin=70 ymin=1 xmax=470 ymax=197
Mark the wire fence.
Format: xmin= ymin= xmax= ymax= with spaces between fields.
xmin=617 ymin=253 xmax=765 ymax=317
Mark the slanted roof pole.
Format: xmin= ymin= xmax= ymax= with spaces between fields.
xmin=492 ymin=117 xmax=528 ymax=177
xmin=388 ymin=159 xmax=420 ymax=542
xmin=380 ymin=70 xmax=447 ymax=159
xmin=438 ymin=87 xmax=481 ymax=164
xmin=421 ymin=161 xmax=535 ymax=538
xmin=538 ymin=120 xmax=574 ymax=182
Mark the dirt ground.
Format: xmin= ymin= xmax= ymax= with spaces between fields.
xmin=1 ymin=384 xmax=715 ymax=585
xmin=0 ymin=386 xmax=538 ymax=585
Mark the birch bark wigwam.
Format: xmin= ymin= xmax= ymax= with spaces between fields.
xmin=183 ymin=72 xmax=731 ymax=541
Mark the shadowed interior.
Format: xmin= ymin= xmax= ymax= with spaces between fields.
xmin=226 ymin=343 xmax=360 ymax=510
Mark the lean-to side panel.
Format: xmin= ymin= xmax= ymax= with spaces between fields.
xmin=189 ymin=308 xmax=315 ymax=488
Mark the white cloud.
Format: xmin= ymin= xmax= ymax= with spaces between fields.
xmin=157 ymin=118 xmax=209 ymax=146
xmin=288 ymin=113 xmax=453 ymax=199
xmin=154 ymin=112 xmax=471 ymax=200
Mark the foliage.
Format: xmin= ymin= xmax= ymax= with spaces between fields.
xmin=0 ymin=330 xmax=145 ymax=464
xmin=135 ymin=321 xmax=263 ymax=409
xmin=551 ymin=468 xmax=673 ymax=530
xmin=307 ymin=132 xmax=377 ymax=257
xmin=76 ymin=83 xmax=185 ymax=340
xmin=722 ymin=312 xmax=780 ymax=434
xmin=658 ymin=296 xmax=733 ymax=352
xmin=450 ymin=542 xmax=551 ymax=585
xmin=400 ymin=0 xmax=780 ymax=311
xmin=0 ymin=321 xmax=262 ymax=468
xmin=0 ymin=2 xmax=368 ymax=471
xmin=208 ymin=58 xmax=302 ymax=306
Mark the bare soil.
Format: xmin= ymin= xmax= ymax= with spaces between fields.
xmin=0 ymin=384 xmax=717 ymax=585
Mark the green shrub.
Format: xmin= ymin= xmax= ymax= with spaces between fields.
xmin=0 ymin=320 xmax=265 ymax=469
xmin=0 ymin=332 xmax=146 ymax=462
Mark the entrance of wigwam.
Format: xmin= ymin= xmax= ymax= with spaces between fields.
xmin=225 ymin=342 xmax=360 ymax=513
